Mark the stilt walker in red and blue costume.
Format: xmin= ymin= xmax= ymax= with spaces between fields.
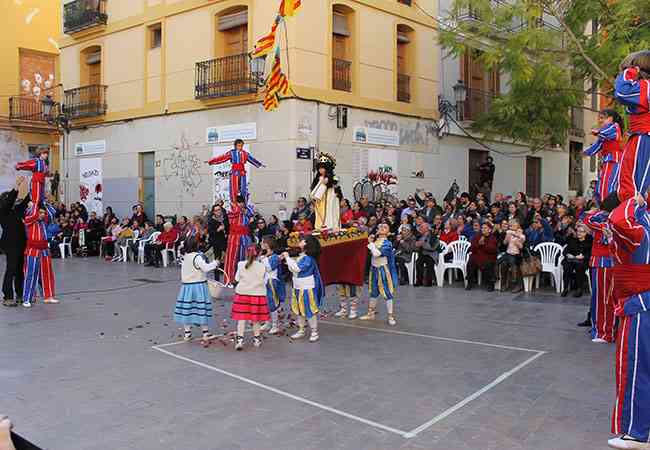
xmin=208 ymin=139 xmax=264 ymax=203
xmin=15 ymin=147 xmax=49 ymax=207
xmin=583 ymin=210 xmax=615 ymax=343
xmin=223 ymin=195 xmax=254 ymax=283
xmin=607 ymin=194 xmax=650 ymax=450
xmin=22 ymin=202 xmax=59 ymax=308
xmin=584 ymin=110 xmax=624 ymax=204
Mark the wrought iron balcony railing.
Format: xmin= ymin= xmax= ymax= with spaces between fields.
xmin=63 ymin=84 xmax=107 ymax=119
xmin=462 ymin=87 xmax=497 ymax=121
xmin=332 ymin=58 xmax=352 ymax=92
xmin=195 ymin=53 xmax=259 ymax=100
xmin=9 ymin=96 xmax=50 ymax=122
xmin=569 ymin=107 xmax=585 ymax=137
xmin=397 ymin=73 xmax=411 ymax=103
xmin=64 ymin=0 xmax=108 ymax=34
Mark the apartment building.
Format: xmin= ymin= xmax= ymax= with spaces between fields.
xmin=0 ymin=0 xmax=61 ymax=196
xmin=58 ymin=0 xmax=440 ymax=218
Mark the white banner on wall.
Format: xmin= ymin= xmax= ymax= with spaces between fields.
xmin=206 ymin=122 xmax=257 ymax=144
xmin=74 ymin=140 xmax=106 ymax=156
xmin=212 ymin=144 xmax=252 ymax=210
xmin=352 ymin=127 xmax=400 ymax=147
xmin=79 ymin=158 xmax=103 ymax=215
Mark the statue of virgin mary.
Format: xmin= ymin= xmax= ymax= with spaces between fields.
xmin=310 ymin=152 xmax=340 ymax=231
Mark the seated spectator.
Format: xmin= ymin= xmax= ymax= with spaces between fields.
xmin=154 ymin=214 xmax=165 ymax=232
xmin=414 ymin=222 xmax=440 ymax=287
xmin=525 ymin=215 xmax=553 ymax=249
xmin=290 ymin=197 xmax=311 ymax=223
xmin=130 ymin=221 xmax=156 ymax=259
xmin=395 ymin=225 xmax=417 ymax=285
xmin=113 ymin=218 xmax=136 ymax=261
xmin=400 ymin=197 xmax=418 ymax=220
xmin=252 ymin=217 xmax=269 ymax=243
xmin=561 ymin=225 xmax=592 ymax=297
xmin=47 ymin=218 xmax=62 ymax=257
xmin=145 ymin=222 xmax=178 ymax=268
xmin=440 ymin=219 xmax=459 ymax=244
xmin=421 ymin=197 xmax=441 ymax=223
xmin=351 ymin=201 xmax=367 ymax=222
xmin=502 ymin=220 xmax=526 ymax=292
xmin=101 ymin=217 xmax=122 ymax=260
xmin=466 ymin=223 xmax=498 ymax=291
xmin=86 ymin=211 xmax=104 ymax=256
xmin=175 ymin=216 xmax=190 ymax=236
xmin=267 ymin=214 xmax=280 ymax=236
xmin=103 ymin=206 xmax=116 ymax=230
xmin=359 ymin=196 xmax=376 ymax=217
xmin=293 ymin=213 xmax=313 ymax=234
xmin=398 ymin=214 xmax=414 ymax=235
xmin=554 ymin=214 xmax=575 ymax=246
xmin=131 ymin=204 xmax=147 ymax=227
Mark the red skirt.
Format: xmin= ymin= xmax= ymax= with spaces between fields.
xmin=231 ymin=294 xmax=270 ymax=321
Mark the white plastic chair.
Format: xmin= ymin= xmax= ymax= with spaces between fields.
xmin=161 ymin=235 xmax=180 ymax=267
xmin=459 ymin=235 xmax=467 ymax=241
xmin=440 ymin=240 xmax=471 ymax=287
xmin=434 ymin=241 xmax=449 ymax=287
xmin=59 ymin=237 xmax=72 ymax=259
xmin=533 ymin=242 xmax=565 ymax=293
xmin=120 ymin=229 xmax=140 ymax=262
xmin=138 ymin=231 xmax=161 ymax=264
xmin=404 ymin=252 xmax=418 ymax=285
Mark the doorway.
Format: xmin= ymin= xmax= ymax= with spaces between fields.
xmin=469 ymin=149 xmax=488 ymax=196
xmin=140 ymin=152 xmax=155 ymax=221
xmin=526 ymin=156 xmax=542 ymax=198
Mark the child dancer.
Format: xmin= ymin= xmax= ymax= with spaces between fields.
xmin=281 ymin=236 xmax=324 ymax=342
xmin=334 ymin=284 xmax=359 ymax=319
xmin=231 ymin=244 xmax=269 ymax=350
xmin=361 ymin=223 xmax=399 ymax=326
xmin=583 ymin=109 xmax=624 ymax=204
xmin=15 ymin=147 xmax=49 ymax=207
xmin=174 ymin=238 xmax=219 ymax=343
xmin=260 ymin=236 xmax=286 ymax=334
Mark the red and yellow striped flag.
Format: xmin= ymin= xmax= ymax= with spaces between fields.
xmin=266 ymin=53 xmax=289 ymax=97
xmin=252 ymin=19 xmax=279 ymax=59
xmin=263 ymin=92 xmax=279 ymax=111
xmin=279 ymin=0 xmax=301 ymax=17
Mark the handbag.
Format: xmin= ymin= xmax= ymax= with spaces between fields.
xmin=520 ymin=255 xmax=542 ymax=277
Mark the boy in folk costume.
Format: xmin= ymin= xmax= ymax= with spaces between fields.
xmin=15 ymin=148 xmax=49 ymax=207
xmin=334 ymin=284 xmax=359 ymax=320
xmin=223 ymin=195 xmax=254 ymax=283
xmin=607 ymin=193 xmax=650 ymax=450
xmin=582 ymin=210 xmax=616 ymax=343
xmin=174 ymin=238 xmax=220 ymax=343
xmin=22 ymin=202 xmax=59 ymax=308
xmin=583 ymin=109 xmax=624 ymax=204
xmin=207 ymin=139 xmax=264 ymax=203
xmin=281 ymin=236 xmax=324 ymax=342
xmin=260 ymin=236 xmax=286 ymax=335
xmin=362 ymin=223 xmax=399 ymax=326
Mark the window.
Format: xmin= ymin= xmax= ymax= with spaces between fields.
xmin=461 ymin=49 xmax=499 ymax=120
xmin=150 ymin=24 xmax=162 ymax=49
xmin=569 ymin=141 xmax=584 ymax=192
xmin=397 ymin=0 xmax=412 ymax=5
xmin=332 ymin=4 xmax=354 ymax=92
xmin=80 ymin=45 xmax=102 ymax=86
xmin=396 ymin=24 xmax=414 ymax=103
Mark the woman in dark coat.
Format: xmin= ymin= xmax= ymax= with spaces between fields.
xmin=207 ymin=204 xmax=229 ymax=261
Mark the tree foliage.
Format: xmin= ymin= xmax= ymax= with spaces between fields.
xmin=438 ymin=0 xmax=649 ymax=152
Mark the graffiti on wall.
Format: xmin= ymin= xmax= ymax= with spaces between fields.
xmin=162 ymin=132 xmax=203 ymax=196
xmin=0 ymin=132 xmax=27 ymax=193
xmin=363 ymin=119 xmax=437 ymax=147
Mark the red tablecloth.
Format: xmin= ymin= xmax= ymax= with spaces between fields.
xmin=318 ymin=238 xmax=367 ymax=286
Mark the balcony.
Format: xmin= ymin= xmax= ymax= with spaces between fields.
xmin=332 ymin=58 xmax=352 ymax=92
xmin=64 ymin=0 xmax=108 ymax=34
xmin=397 ymin=74 xmax=410 ymax=103
xmin=63 ymin=85 xmax=107 ymax=119
xmin=457 ymin=0 xmax=505 ymax=23
xmin=9 ymin=97 xmax=49 ymax=122
xmin=195 ymin=53 xmax=259 ymax=100
xmin=462 ymin=88 xmax=497 ymax=121
xmin=569 ymin=107 xmax=585 ymax=137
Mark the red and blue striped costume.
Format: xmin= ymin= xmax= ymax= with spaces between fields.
xmin=15 ymin=158 xmax=48 ymax=206
xmin=583 ymin=210 xmax=615 ymax=342
xmin=609 ymin=198 xmax=650 ymax=441
xmin=614 ymin=67 xmax=650 ymax=202
xmin=223 ymin=202 xmax=253 ymax=283
xmin=23 ymin=203 xmax=57 ymax=303
xmin=584 ymin=122 xmax=623 ymax=204
xmin=208 ymin=149 xmax=263 ymax=203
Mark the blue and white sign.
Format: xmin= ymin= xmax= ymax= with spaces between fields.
xmin=206 ymin=122 xmax=257 ymax=144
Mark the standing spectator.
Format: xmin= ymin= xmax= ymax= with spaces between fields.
xmin=503 ymin=220 xmax=526 ymax=292
xmin=290 ymin=197 xmax=310 ymax=223
xmin=154 ymin=214 xmax=165 ymax=232
xmin=478 ymin=155 xmax=496 ymax=188
xmin=466 ymin=223 xmax=498 ymax=291
xmin=561 ymin=225 xmax=592 ymax=297
xmin=267 ymin=215 xmax=280 ymax=235
xmin=421 ymin=197 xmax=440 ymax=223
xmin=351 ymin=201 xmax=367 ymax=222
xmin=252 ymin=217 xmax=269 ymax=243
xmin=400 ymin=197 xmax=418 ymax=220
xmin=0 ymin=178 xmax=29 ymax=307
xmin=359 ymin=196 xmax=376 ymax=217
xmin=102 ymin=206 xmax=116 ymax=230
xmin=72 ymin=217 xmax=88 ymax=255
xmin=131 ymin=204 xmax=147 ymax=226
xmin=207 ymin=205 xmax=229 ymax=262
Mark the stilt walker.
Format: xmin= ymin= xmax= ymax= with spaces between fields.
xmin=223 ymin=195 xmax=254 ymax=283
xmin=361 ymin=223 xmax=399 ymax=326
xmin=607 ymin=195 xmax=650 ymax=450
xmin=334 ymin=285 xmax=359 ymax=320
xmin=15 ymin=148 xmax=49 ymax=207
xmin=583 ymin=110 xmax=624 ymax=205
xmin=583 ymin=210 xmax=615 ymax=343
xmin=207 ymin=139 xmax=264 ymax=203
xmin=22 ymin=202 xmax=59 ymax=308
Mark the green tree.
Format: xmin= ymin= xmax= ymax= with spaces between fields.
xmin=437 ymin=0 xmax=649 ymax=152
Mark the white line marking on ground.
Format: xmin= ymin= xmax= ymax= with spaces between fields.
xmin=320 ymin=320 xmax=545 ymax=353
xmin=152 ymin=345 xmax=412 ymax=438
xmin=405 ymin=351 xmax=546 ymax=438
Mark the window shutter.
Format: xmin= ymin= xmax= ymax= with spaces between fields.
xmin=397 ymin=33 xmax=410 ymax=43
xmin=218 ymin=10 xmax=248 ymax=31
xmin=333 ymin=13 xmax=350 ymax=36
xmin=86 ymin=51 xmax=101 ymax=65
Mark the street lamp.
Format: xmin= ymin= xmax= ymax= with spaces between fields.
xmin=452 ymin=79 xmax=467 ymax=120
xmin=251 ymin=55 xmax=267 ymax=86
xmin=41 ymin=93 xmax=71 ymax=203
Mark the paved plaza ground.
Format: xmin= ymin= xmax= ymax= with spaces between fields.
xmin=0 ymin=257 xmax=615 ymax=450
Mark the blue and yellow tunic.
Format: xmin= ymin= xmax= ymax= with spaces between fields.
xmin=287 ymin=254 xmax=324 ymax=319
xmin=368 ymin=238 xmax=399 ymax=300
xmin=263 ymin=253 xmax=286 ymax=312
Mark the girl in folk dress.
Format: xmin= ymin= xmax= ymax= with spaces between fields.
xmin=260 ymin=236 xmax=286 ymax=335
xmin=231 ymin=244 xmax=269 ymax=350
xmin=174 ymin=238 xmax=219 ymax=343
xmin=281 ymin=236 xmax=324 ymax=342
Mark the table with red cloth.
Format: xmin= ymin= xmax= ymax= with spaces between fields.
xmin=288 ymin=234 xmax=368 ymax=286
